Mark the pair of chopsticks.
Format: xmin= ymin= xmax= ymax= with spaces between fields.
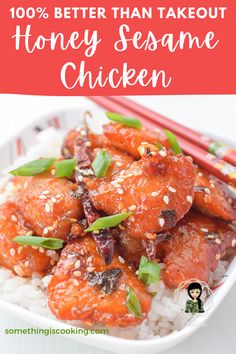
xmin=89 ymin=96 xmax=236 ymax=187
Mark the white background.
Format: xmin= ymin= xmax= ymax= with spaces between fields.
xmin=0 ymin=94 xmax=236 ymax=354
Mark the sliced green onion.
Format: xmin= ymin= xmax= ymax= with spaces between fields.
xmin=13 ymin=236 xmax=63 ymax=250
xmin=106 ymin=112 xmax=142 ymax=129
xmin=92 ymin=149 xmax=112 ymax=178
xmin=9 ymin=158 xmax=56 ymax=176
xmin=85 ymin=212 xmax=132 ymax=232
xmin=138 ymin=256 xmax=160 ymax=286
xmin=55 ymin=159 xmax=76 ymax=178
xmin=164 ymin=130 xmax=182 ymax=155
xmin=126 ymin=286 xmax=142 ymax=318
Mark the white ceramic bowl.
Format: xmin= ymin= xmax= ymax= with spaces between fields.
xmin=0 ymin=106 xmax=236 ymax=354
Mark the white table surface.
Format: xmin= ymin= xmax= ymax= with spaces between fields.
xmin=0 ymin=94 xmax=236 ymax=354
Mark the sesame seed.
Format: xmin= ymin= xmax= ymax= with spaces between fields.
xmin=118 ymin=256 xmax=125 ymax=264
xmin=50 ymin=259 xmax=56 ymax=266
xmin=198 ymin=172 xmax=203 ymax=177
xmin=73 ymin=279 xmax=80 ymax=286
xmin=232 ymin=239 xmax=236 ymax=247
xmin=119 ymin=225 xmax=125 ymax=231
xmin=116 ymin=162 xmax=122 ymax=167
xmin=159 ymin=150 xmax=167 ymax=157
xmin=206 ymin=234 xmax=215 ymax=240
xmin=129 ymin=205 xmax=137 ymax=211
xmin=186 ymin=196 xmax=193 ymax=203
xmin=26 ymin=231 xmax=33 ymax=236
xmin=216 ymin=254 xmax=221 ymax=260
xmin=74 ymin=271 xmax=81 ymax=277
xmin=42 ymin=190 xmax=50 ymax=195
xmin=39 ymin=247 xmax=45 ymax=253
xmin=51 ymin=169 xmax=56 ymax=176
xmin=56 ymin=194 xmax=62 ymax=198
xmin=45 ymin=203 xmax=51 ymax=213
xmin=24 ymin=181 xmax=28 ymax=189
xmin=51 ymin=197 xmax=57 ymax=203
xmin=117 ymin=188 xmax=124 ymax=195
xmin=17 ymin=246 xmax=23 ymax=254
xmin=141 ymin=141 xmax=149 ymax=145
xmin=168 ymin=186 xmax=176 ymax=193
xmin=151 ymin=191 xmax=158 ymax=197
xmin=39 ymin=195 xmax=47 ymax=200
xmin=201 ymin=228 xmax=209 ymax=233
xmin=215 ymin=239 xmax=222 ymax=245
xmin=80 ymin=130 xmax=87 ymax=136
xmin=205 ymin=188 xmax=211 ymax=195
xmin=24 ymin=261 xmax=30 ymax=267
xmin=10 ymin=248 xmax=15 ymax=256
xmin=11 ymin=215 xmax=17 ymax=222
xmin=32 ymin=246 xmax=38 ymax=250
xmin=85 ymin=141 xmax=92 ymax=147
xmin=130 ymin=216 xmax=135 ymax=222
xmin=163 ymin=196 xmax=169 ymax=205
xmin=159 ymin=218 xmax=165 ymax=227
xmin=87 ymin=266 xmax=95 ymax=272
xmin=48 ymin=226 xmax=54 ymax=231
xmin=43 ymin=227 xmax=49 ymax=235
xmin=87 ymin=256 xmax=93 ymax=263
xmin=77 ymin=175 xmax=84 ymax=182
xmin=139 ymin=146 xmax=146 ymax=155
xmin=117 ymin=178 xmax=125 ymax=183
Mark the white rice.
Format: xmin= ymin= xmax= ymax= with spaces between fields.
xmin=0 ymin=127 xmax=229 ymax=340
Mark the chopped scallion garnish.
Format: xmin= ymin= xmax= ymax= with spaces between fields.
xmin=85 ymin=212 xmax=133 ymax=232
xmin=55 ymin=159 xmax=76 ymax=178
xmin=126 ymin=286 xmax=142 ymax=318
xmin=164 ymin=130 xmax=182 ymax=155
xmin=92 ymin=149 xmax=112 ymax=178
xmin=13 ymin=236 xmax=63 ymax=250
xmin=138 ymin=256 xmax=160 ymax=286
xmin=106 ymin=112 xmax=142 ymax=129
xmin=9 ymin=158 xmax=56 ymax=176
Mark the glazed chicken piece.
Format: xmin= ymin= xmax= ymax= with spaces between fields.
xmin=0 ymin=202 xmax=55 ymax=277
xmin=194 ymin=168 xmax=236 ymax=221
xmin=103 ymin=123 xmax=170 ymax=159
xmin=16 ymin=172 xmax=83 ymax=241
xmin=63 ymin=127 xmax=133 ymax=180
xmin=62 ymin=127 xmax=111 ymax=158
xmin=85 ymin=143 xmax=195 ymax=239
xmin=160 ymin=211 xmax=236 ymax=289
xmin=47 ymin=236 xmax=152 ymax=326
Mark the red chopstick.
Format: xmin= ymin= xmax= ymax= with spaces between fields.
xmin=108 ymin=96 xmax=236 ymax=167
xmin=89 ymin=96 xmax=236 ymax=187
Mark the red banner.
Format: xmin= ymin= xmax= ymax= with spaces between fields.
xmin=0 ymin=0 xmax=235 ymax=95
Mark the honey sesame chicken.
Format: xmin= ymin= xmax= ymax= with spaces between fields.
xmin=62 ymin=127 xmax=111 ymax=158
xmin=160 ymin=211 xmax=236 ymax=289
xmin=85 ymin=143 xmax=195 ymax=239
xmin=1 ymin=116 xmax=236 ymax=328
xmin=0 ymin=202 xmax=54 ymax=277
xmin=15 ymin=172 xmax=83 ymax=240
xmin=194 ymin=168 xmax=236 ymax=221
xmin=103 ymin=123 xmax=170 ymax=159
xmin=47 ymin=236 xmax=152 ymax=326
